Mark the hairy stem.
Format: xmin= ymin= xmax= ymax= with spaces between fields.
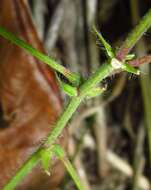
xmin=130 ymin=0 xmax=151 ymax=166
xmin=116 ymin=9 xmax=151 ymax=60
xmin=2 ymin=7 xmax=151 ymax=190
xmin=3 ymin=63 xmax=114 ymax=190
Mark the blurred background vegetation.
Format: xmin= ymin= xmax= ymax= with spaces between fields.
xmin=8 ymin=0 xmax=151 ymax=189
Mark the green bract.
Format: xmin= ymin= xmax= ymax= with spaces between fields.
xmin=93 ymin=26 xmax=114 ymax=58
xmin=59 ymin=80 xmax=78 ymax=97
xmin=86 ymin=87 xmax=106 ymax=99
xmin=40 ymin=149 xmax=53 ymax=175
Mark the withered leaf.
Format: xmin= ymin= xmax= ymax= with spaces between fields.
xmin=0 ymin=0 xmax=67 ymax=189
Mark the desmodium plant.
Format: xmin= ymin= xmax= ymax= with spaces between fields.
xmin=0 ymin=8 xmax=151 ymax=190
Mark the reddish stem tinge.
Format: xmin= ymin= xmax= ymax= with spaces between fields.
xmin=129 ymin=55 xmax=151 ymax=66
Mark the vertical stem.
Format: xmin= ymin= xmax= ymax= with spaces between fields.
xmin=132 ymin=125 xmax=145 ymax=190
xmin=130 ymin=0 xmax=151 ymax=166
xmin=46 ymin=97 xmax=83 ymax=145
xmin=32 ymin=0 xmax=46 ymax=40
xmin=93 ymin=106 xmax=108 ymax=177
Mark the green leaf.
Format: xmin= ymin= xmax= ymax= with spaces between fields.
xmin=125 ymin=54 xmax=135 ymax=61
xmin=122 ymin=63 xmax=140 ymax=75
xmin=93 ymin=26 xmax=115 ymax=58
xmin=86 ymin=87 xmax=106 ymax=99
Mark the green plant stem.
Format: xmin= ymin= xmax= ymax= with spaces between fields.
xmin=116 ymin=8 xmax=151 ymax=60
xmin=3 ymin=63 xmax=114 ymax=190
xmin=0 ymin=27 xmax=80 ymax=86
xmin=140 ymin=69 xmax=151 ymax=165
xmin=46 ymin=63 xmax=114 ymax=146
xmin=46 ymin=97 xmax=82 ymax=145
xmin=3 ymin=7 xmax=151 ymax=190
xmin=123 ymin=9 xmax=151 ymax=49
xmin=3 ymin=97 xmax=82 ymax=189
xmin=54 ymin=145 xmax=85 ymax=190
xmin=62 ymin=158 xmax=85 ymax=190
xmin=4 ymin=151 xmax=40 ymax=190
xmin=130 ymin=0 xmax=151 ymax=166
xmin=80 ymin=63 xmax=113 ymax=95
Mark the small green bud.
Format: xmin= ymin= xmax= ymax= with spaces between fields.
xmin=56 ymin=74 xmax=78 ymax=96
xmin=61 ymin=81 xmax=78 ymax=96
xmin=40 ymin=149 xmax=53 ymax=175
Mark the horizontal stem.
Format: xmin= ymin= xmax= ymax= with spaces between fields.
xmin=0 ymin=27 xmax=80 ymax=85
